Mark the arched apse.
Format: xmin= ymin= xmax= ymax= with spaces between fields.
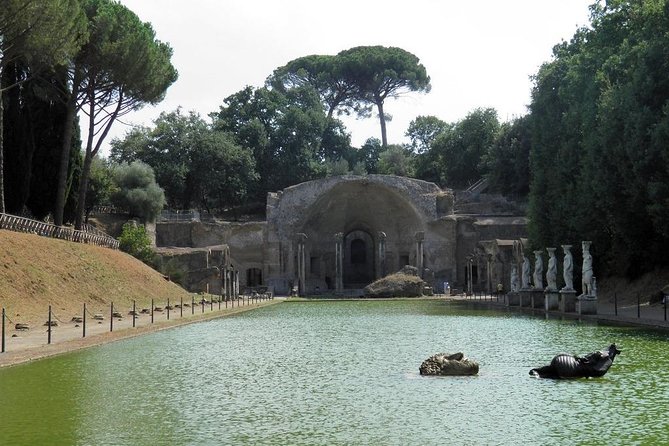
xmin=295 ymin=178 xmax=427 ymax=287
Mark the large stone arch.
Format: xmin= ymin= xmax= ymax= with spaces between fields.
xmin=265 ymin=175 xmax=450 ymax=292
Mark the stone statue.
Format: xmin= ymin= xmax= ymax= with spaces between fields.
xmin=521 ymin=255 xmax=531 ymax=289
xmin=582 ymin=241 xmax=594 ymax=296
xmin=529 ymin=344 xmax=620 ymax=379
xmin=561 ymin=245 xmax=574 ymax=291
xmin=546 ymin=248 xmax=557 ymax=291
xmin=419 ymin=352 xmax=479 ymax=376
xmin=510 ymin=265 xmax=520 ymax=292
xmin=533 ymin=250 xmax=543 ymax=290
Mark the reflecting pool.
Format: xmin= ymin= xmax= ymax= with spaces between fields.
xmin=1 ymin=300 xmax=668 ymax=445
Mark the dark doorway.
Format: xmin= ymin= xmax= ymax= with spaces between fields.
xmin=351 ymin=239 xmax=366 ymax=264
xmin=344 ymin=230 xmax=374 ymax=287
xmin=246 ymin=268 xmax=262 ymax=287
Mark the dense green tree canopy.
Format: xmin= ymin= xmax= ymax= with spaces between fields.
xmin=528 ymin=0 xmax=669 ymax=277
xmin=110 ymin=109 xmax=257 ymax=212
xmin=212 ymin=85 xmax=332 ymax=199
xmin=268 ymin=54 xmax=362 ymax=119
xmin=483 ymin=115 xmax=531 ymax=197
xmin=429 ymin=108 xmax=500 ymax=189
xmin=405 ymin=115 xmax=450 ymax=154
xmin=68 ymin=0 xmax=177 ymax=229
xmin=377 ymin=145 xmax=415 ymax=177
xmin=0 ymin=0 xmax=86 ymax=213
xmin=111 ymin=110 xmax=205 ymax=209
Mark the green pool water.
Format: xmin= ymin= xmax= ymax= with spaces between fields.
xmin=1 ymin=300 xmax=667 ymax=445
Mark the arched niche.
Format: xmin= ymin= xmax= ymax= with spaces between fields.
xmin=344 ymin=230 xmax=374 ymax=287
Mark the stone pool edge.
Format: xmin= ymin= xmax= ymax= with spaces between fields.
xmin=0 ymin=299 xmax=282 ymax=369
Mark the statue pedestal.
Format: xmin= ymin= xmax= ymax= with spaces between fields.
xmin=545 ymin=290 xmax=559 ymax=311
xmin=559 ymin=289 xmax=577 ymax=313
xmin=506 ymin=292 xmax=520 ymax=306
xmin=577 ymin=295 xmax=598 ymax=315
xmin=519 ymin=290 xmax=533 ymax=307
xmin=531 ymin=290 xmax=545 ymax=309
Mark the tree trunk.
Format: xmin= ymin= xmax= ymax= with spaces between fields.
xmin=74 ymin=96 xmax=96 ymax=230
xmin=0 ymin=65 xmax=5 ymax=214
xmin=0 ymin=80 xmax=5 ymax=215
xmin=54 ymin=69 xmax=80 ymax=226
xmin=74 ymin=148 xmax=93 ymax=230
xmin=377 ymin=100 xmax=387 ymax=148
xmin=74 ymin=88 xmax=123 ymax=230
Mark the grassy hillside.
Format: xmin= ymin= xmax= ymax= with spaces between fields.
xmin=0 ymin=230 xmax=193 ymax=326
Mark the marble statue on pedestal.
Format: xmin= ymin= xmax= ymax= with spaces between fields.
xmin=522 ymin=255 xmax=531 ymax=289
xmin=561 ymin=245 xmax=574 ymax=291
xmin=581 ymin=241 xmax=594 ymax=296
xmin=533 ymin=250 xmax=543 ymax=290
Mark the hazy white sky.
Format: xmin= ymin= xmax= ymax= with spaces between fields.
xmin=103 ymin=0 xmax=594 ymax=152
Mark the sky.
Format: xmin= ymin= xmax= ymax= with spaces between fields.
xmin=101 ymin=0 xmax=594 ymax=154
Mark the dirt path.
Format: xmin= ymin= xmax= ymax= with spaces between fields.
xmin=0 ymin=298 xmax=281 ymax=368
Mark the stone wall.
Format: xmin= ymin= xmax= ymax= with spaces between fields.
xmin=154 ymin=175 xmax=526 ymax=295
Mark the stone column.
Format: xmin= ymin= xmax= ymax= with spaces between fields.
xmin=377 ymin=231 xmax=387 ymax=279
xmin=486 ymin=254 xmax=493 ymax=295
xmin=519 ymin=254 xmax=532 ymax=307
xmin=296 ymin=233 xmax=307 ymax=296
xmin=335 ymin=232 xmax=343 ymax=292
xmin=222 ymin=267 xmax=228 ymax=300
xmin=415 ymin=231 xmax=425 ymax=278
xmin=234 ymin=270 xmax=239 ymax=298
xmin=466 ymin=256 xmax=474 ymax=295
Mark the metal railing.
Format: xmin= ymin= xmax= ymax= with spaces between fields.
xmin=158 ymin=210 xmax=200 ymax=222
xmin=0 ymin=213 xmax=119 ymax=249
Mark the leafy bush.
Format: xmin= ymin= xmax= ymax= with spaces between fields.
xmin=118 ymin=222 xmax=155 ymax=264
xmin=111 ymin=161 xmax=165 ymax=222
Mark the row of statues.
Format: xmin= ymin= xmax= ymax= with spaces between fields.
xmin=510 ymin=241 xmax=595 ymax=297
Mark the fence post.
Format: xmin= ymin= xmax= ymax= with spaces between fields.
xmin=48 ymin=305 xmax=52 ymax=345
xmin=201 ymin=298 xmax=204 ymax=314
xmin=151 ymin=299 xmax=154 ymax=324
xmin=210 ymin=298 xmax=213 ymax=312
xmin=2 ymin=307 xmax=5 ymax=353
xmin=167 ymin=298 xmax=170 ymax=320
xmin=133 ymin=300 xmax=136 ymax=328
xmin=191 ymin=295 xmax=195 ymax=315
xmin=83 ymin=303 xmax=87 ymax=338
xmin=110 ymin=302 xmax=114 ymax=332
xmin=181 ymin=297 xmax=183 ymax=318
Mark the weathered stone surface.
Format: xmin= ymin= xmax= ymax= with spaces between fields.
xmin=363 ymin=271 xmax=426 ymax=298
xmin=419 ymin=352 xmax=479 ymax=376
xmin=154 ymin=175 xmax=527 ymax=296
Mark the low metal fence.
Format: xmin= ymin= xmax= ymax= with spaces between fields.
xmin=0 ymin=213 xmax=119 ymax=249
xmin=1 ymin=291 xmax=274 ymax=354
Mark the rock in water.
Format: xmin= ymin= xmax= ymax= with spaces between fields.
xmin=419 ymin=352 xmax=479 ymax=376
